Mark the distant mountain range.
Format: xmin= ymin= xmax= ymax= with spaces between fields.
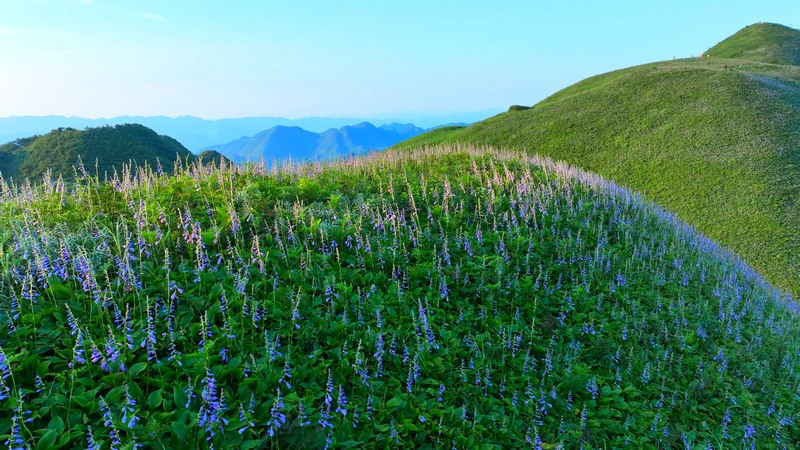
xmin=0 ymin=111 xmax=499 ymax=152
xmin=206 ymin=122 xmax=432 ymax=163
xmin=0 ymin=120 xmax=453 ymax=181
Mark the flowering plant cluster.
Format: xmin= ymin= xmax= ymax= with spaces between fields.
xmin=0 ymin=146 xmax=797 ymax=448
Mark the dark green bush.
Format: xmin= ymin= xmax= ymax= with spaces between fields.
xmin=507 ymin=105 xmax=531 ymax=111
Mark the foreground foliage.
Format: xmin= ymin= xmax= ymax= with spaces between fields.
xmin=0 ymin=146 xmax=798 ymax=448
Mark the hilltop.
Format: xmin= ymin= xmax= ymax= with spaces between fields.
xmin=0 ymin=146 xmax=798 ymax=447
xmin=704 ymin=22 xmax=800 ymax=65
xmin=196 ymin=149 xmax=231 ymax=165
xmin=0 ymin=124 xmax=195 ymax=181
xmin=398 ymin=23 xmax=800 ymax=296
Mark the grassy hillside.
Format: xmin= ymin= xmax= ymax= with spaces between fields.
xmin=704 ymin=22 xmax=800 ymax=65
xmin=0 ymin=146 xmax=797 ymax=448
xmin=0 ymin=124 xmax=195 ymax=182
xmin=398 ymin=30 xmax=800 ymax=296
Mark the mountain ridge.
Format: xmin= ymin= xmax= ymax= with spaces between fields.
xmin=0 ymin=111 xmax=498 ymax=152
xmin=207 ymin=121 xmax=426 ymax=163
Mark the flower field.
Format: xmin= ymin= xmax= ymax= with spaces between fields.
xmin=0 ymin=146 xmax=798 ymax=448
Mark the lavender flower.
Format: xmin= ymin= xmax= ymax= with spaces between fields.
xmin=641 ymin=362 xmax=651 ymax=384
xmin=266 ymin=388 xmax=287 ymax=437
xmin=184 ymin=376 xmax=196 ymax=408
xmin=721 ymin=408 xmax=731 ymax=439
xmin=586 ymin=377 xmax=598 ymax=400
xmin=198 ymin=366 xmax=227 ymax=439
xmin=86 ymin=427 xmax=99 ymax=450
xmin=70 ymin=330 xmax=86 ymax=368
xmin=99 ymin=397 xmax=121 ymax=449
xmin=279 ymin=357 xmax=293 ymax=389
xmin=65 ymin=304 xmax=80 ymax=335
xmin=105 ymin=326 xmax=124 ymax=371
xmin=90 ymin=341 xmax=108 ymax=372
xmin=199 ymin=311 xmax=212 ymax=350
xmin=122 ymin=386 xmax=138 ymax=428
xmin=297 ymin=401 xmax=311 ymax=427
xmin=237 ymin=404 xmax=254 ymax=434
xmin=124 ymin=304 xmax=134 ymax=350
xmin=143 ymin=301 xmax=157 ymax=361
xmin=6 ymin=407 xmax=25 ymax=449
xmin=743 ymin=423 xmax=756 ymax=445
xmin=335 ymin=385 xmax=348 ymax=416
xmin=319 ymin=402 xmax=334 ymax=429
xmin=0 ymin=347 xmax=9 ymax=381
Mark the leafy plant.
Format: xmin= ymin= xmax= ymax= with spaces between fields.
xmin=0 ymin=146 xmax=797 ymax=448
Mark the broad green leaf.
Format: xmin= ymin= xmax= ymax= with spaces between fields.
xmin=148 ymin=389 xmax=163 ymax=409
xmin=36 ymin=429 xmax=58 ymax=450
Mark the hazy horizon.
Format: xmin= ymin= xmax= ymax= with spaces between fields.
xmin=0 ymin=109 xmax=503 ymax=124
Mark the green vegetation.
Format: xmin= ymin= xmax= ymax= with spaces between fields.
xmin=196 ymin=149 xmax=231 ymax=165
xmin=0 ymin=124 xmax=195 ymax=182
xmin=398 ymin=24 xmax=800 ymax=296
xmin=705 ymin=22 xmax=800 ymax=65
xmin=0 ymin=146 xmax=797 ymax=448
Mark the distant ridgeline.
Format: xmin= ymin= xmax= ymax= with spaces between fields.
xmin=0 ymin=124 xmax=228 ymax=182
xmin=397 ymin=22 xmax=800 ymax=296
xmin=205 ymin=122 xmax=427 ymax=164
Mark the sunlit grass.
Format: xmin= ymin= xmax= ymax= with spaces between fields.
xmin=398 ymin=56 xmax=800 ymax=297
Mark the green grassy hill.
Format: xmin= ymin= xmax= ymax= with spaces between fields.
xmin=0 ymin=124 xmax=195 ymax=182
xmin=704 ymin=22 xmax=800 ymax=65
xmin=398 ymin=23 xmax=800 ymax=296
xmin=0 ymin=146 xmax=798 ymax=448
xmin=196 ymin=149 xmax=231 ymax=166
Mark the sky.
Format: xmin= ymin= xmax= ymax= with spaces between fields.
xmin=1 ymin=0 xmax=799 ymax=120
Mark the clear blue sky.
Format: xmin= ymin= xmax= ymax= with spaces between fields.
xmin=1 ymin=0 xmax=798 ymax=119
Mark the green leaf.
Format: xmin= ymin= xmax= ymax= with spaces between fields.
xmin=171 ymin=421 xmax=188 ymax=442
xmin=129 ymin=362 xmax=148 ymax=377
xmin=58 ymin=432 xmax=74 ymax=448
xmin=47 ymin=416 xmax=65 ymax=435
xmin=386 ymin=395 xmax=407 ymax=409
xmin=148 ymin=389 xmax=163 ymax=409
xmin=240 ymin=440 xmax=264 ymax=450
xmin=105 ymin=385 xmax=126 ymax=403
xmin=173 ymin=385 xmax=188 ymax=410
xmin=37 ymin=429 xmax=59 ymax=450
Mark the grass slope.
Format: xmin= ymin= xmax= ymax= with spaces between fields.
xmin=0 ymin=124 xmax=195 ymax=182
xmin=0 ymin=146 xmax=797 ymax=448
xmin=398 ymin=32 xmax=800 ymax=296
xmin=704 ymin=22 xmax=800 ymax=66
